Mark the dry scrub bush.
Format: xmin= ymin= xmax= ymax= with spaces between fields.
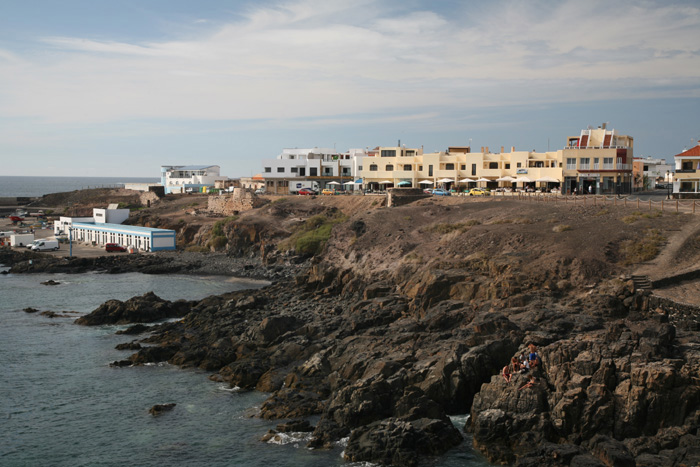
xmin=425 ymin=220 xmax=480 ymax=234
xmin=620 ymin=229 xmax=665 ymax=265
xmin=553 ymin=224 xmax=571 ymax=232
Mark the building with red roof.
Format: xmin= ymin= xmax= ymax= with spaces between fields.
xmin=673 ymin=143 xmax=700 ymax=197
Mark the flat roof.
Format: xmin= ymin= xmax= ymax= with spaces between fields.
xmin=72 ymin=222 xmax=175 ymax=234
xmin=166 ymin=165 xmax=218 ymax=171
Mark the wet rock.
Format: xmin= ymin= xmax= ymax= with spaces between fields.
xmin=115 ymin=342 xmax=142 ymax=351
xmin=149 ymin=403 xmax=176 ymax=416
xmin=40 ymin=279 xmax=60 ymax=286
xmin=75 ymin=292 xmax=191 ymax=325
xmin=276 ymin=419 xmax=314 ymax=433
xmin=115 ymin=324 xmax=153 ymax=335
xmin=23 ymin=307 xmax=39 ymax=313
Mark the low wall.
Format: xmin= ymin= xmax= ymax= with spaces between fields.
xmin=387 ymin=188 xmax=430 ymax=207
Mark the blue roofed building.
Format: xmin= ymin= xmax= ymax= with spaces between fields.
xmin=71 ymin=222 xmax=176 ymax=252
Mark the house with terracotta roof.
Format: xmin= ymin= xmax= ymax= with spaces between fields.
xmin=673 ymin=144 xmax=700 ymax=198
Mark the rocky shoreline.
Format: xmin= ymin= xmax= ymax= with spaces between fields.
xmin=5 ymin=197 xmax=700 ymax=466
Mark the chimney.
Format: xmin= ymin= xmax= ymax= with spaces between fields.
xmin=501 ymin=146 xmax=504 ymax=153
xmin=485 ymin=146 xmax=489 ymax=153
xmin=511 ymin=146 xmax=515 ymax=152
xmin=480 ymin=146 xmax=484 ymax=153
xmin=602 ymin=123 xmax=607 ymax=130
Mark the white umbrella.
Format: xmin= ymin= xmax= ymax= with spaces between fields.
xmin=436 ymin=178 xmax=454 ymax=183
xmin=418 ymin=180 xmax=434 ymax=185
xmin=514 ymin=176 xmax=532 ymax=183
xmin=459 ymin=178 xmax=475 ymax=183
xmin=327 ymin=181 xmax=340 ymax=185
xmin=535 ymin=177 xmax=560 ymax=183
xmin=378 ymin=180 xmax=393 ymax=184
xmin=496 ymin=176 xmax=515 ymax=181
xmin=343 ymin=181 xmax=355 ymax=185
xmin=476 ymin=178 xmax=491 ymax=182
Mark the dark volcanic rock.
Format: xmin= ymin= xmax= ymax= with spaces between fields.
xmin=41 ymin=279 xmax=60 ymax=286
xmin=149 ymin=403 xmax=176 ymax=416
xmin=343 ymin=417 xmax=463 ymax=467
xmin=75 ymin=292 xmax=191 ymax=325
xmin=115 ymin=324 xmax=153 ymax=335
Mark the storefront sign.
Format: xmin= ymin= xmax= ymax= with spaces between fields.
xmin=516 ymin=169 xmax=528 ymax=174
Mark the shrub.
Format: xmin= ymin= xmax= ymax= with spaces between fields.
xmin=212 ymin=215 xmax=238 ymax=237
xmin=209 ymin=235 xmax=228 ymax=251
xmin=552 ymin=224 xmax=571 ymax=232
xmin=279 ymin=211 xmax=348 ymax=256
xmin=425 ymin=220 xmax=481 ymax=234
xmin=620 ymin=229 xmax=665 ymax=265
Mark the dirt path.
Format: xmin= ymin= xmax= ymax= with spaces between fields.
xmin=633 ymin=215 xmax=700 ymax=282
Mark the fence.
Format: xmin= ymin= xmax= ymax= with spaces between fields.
xmin=493 ymin=192 xmax=699 ymax=214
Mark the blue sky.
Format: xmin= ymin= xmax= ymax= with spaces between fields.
xmin=1 ymin=0 xmax=699 ymax=177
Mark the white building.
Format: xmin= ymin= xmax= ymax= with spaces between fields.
xmin=260 ymin=148 xmax=367 ymax=194
xmin=161 ymin=165 xmax=221 ymax=194
xmin=638 ymin=156 xmax=674 ymax=188
xmin=54 ymin=206 xmax=130 ymax=236
xmin=70 ymin=223 xmax=176 ymax=252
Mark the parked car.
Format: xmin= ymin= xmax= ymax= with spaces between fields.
xmin=432 ymin=189 xmax=451 ymax=196
xmin=321 ymin=188 xmax=335 ymax=195
xmin=254 ymin=188 xmax=266 ymax=195
xmin=298 ymin=188 xmax=318 ymax=196
xmin=423 ymin=188 xmax=433 ymax=194
xmin=469 ymin=188 xmax=489 ymax=196
xmin=105 ymin=243 xmax=127 ymax=252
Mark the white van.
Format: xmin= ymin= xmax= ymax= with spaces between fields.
xmin=31 ymin=239 xmax=59 ymax=251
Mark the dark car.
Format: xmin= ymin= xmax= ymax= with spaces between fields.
xmin=298 ymin=188 xmax=318 ymax=195
xmin=105 ymin=243 xmax=127 ymax=252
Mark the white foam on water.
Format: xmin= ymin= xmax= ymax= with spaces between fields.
xmin=217 ymin=385 xmax=240 ymax=392
xmin=265 ymin=431 xmax=314 ymax=446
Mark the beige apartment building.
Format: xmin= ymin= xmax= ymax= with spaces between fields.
xmin=360 ymin=125 xmax=633 ymax=195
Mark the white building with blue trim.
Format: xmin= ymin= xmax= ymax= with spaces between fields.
xmin=70 ymin=222 xmax=176 ymax=252
xmin=54 ymin=206 xmax=176 ymax=252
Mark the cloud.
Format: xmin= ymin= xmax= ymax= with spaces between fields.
xmin=0 ymin=0 xmax=698 ymax=126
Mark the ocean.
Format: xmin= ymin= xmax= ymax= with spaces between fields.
xmin=0 ymin=176 xmax=160 ymax=198
xmin=0 ymin=269 xmax=489 ymax=466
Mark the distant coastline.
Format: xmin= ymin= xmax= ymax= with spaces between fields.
xmin=0 ymin=176 xmax=159 ymax=198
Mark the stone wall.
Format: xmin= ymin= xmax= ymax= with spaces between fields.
xmin=386 ymin=188 xmax=430 ymax=207
xmin=208 ymin=188 xmax=268 ymax=215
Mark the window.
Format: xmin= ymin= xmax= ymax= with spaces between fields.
xmin=358 ymin=165 xmax=363 ymax=171
xmin=429 ymin=165 xmax=433 ymax=176
xmin=324 ymin=168 xmax=332 ymax=175
xmin=418 ymin=165 xmax=423 ymax=171
xmin=291 ymin=167 xmax=298 ymax=173
xmin=566 ymin=158 xmax=576 ymax=170
xmin=406 ymin=150 xmax=415 ymax=156
xmin=369 ymin=164 xmax=378 ymax=171
xmin=488 ymin=162 xmax=498 ymax=169
xmin=461 ymin=164 xmax=466 ymax=170
xmin=264 ymin=167 xmax=271 ymax=173
xmin=386 ymin=165 xmax=394 ymax=171
xmin=381 ymin=150 xmax=396 ymax=157
xmin=277 ymin=167 xmax=285 ymax=173
xmin=403 ymin=164 xmax=412 ymax=171
xmin=505 ymin=163 xmax=510 ymax=169
xmin=445 ymin=163 xmax=454 ymax=170
xmin=580 ymin=158 xmax=590 ymax=170
xmin=517 ymin=162 xmax=522 ymax=168
xmin=594 ymin=158 xmax=600 ymax=170
xmin=342 ymin=168 xmax=350 ymax=174
xmin=603 ymin=158 xmax=613 ymax=169
xmin=471 ymin=164 xmax=476 ymax=176
xmin=310 ymin=168 xmax=318 ymax=176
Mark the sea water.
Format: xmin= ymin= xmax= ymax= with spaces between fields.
xmin=0 ymin=176 xmax=159 ymax=198
xmin=0 ymin=270 xmax=489 ymax=466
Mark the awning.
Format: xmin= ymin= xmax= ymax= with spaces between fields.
xmin=397 ymin=180 xmax=412 ymax=186
xmin=354 ymin=179 xmax=363 ymax=184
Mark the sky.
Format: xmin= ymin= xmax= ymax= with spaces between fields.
xmin=1 ymin=0 xmax=699 ymax=178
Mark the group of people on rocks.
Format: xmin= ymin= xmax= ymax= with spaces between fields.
xmin=501 ymin=343 xmax=541 ymax=389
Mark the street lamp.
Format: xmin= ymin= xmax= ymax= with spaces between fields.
xmin=666 ymin=171 xmax=671 ymax=200
xmin=69 ymin=226 xmax=73 ymax=258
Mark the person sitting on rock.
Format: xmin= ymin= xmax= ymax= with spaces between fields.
xmin=520 ymin=354 xmax=530 ymax=373
xmin=518 ymin=375 xmax=536 ymax=391
xmin=528 ymin=343 xmax=541 ymax=368
xmin=510 ymin=356 xmax=521 ymax=373
xmin=502 ymin=364 xmax=512 ymax=383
